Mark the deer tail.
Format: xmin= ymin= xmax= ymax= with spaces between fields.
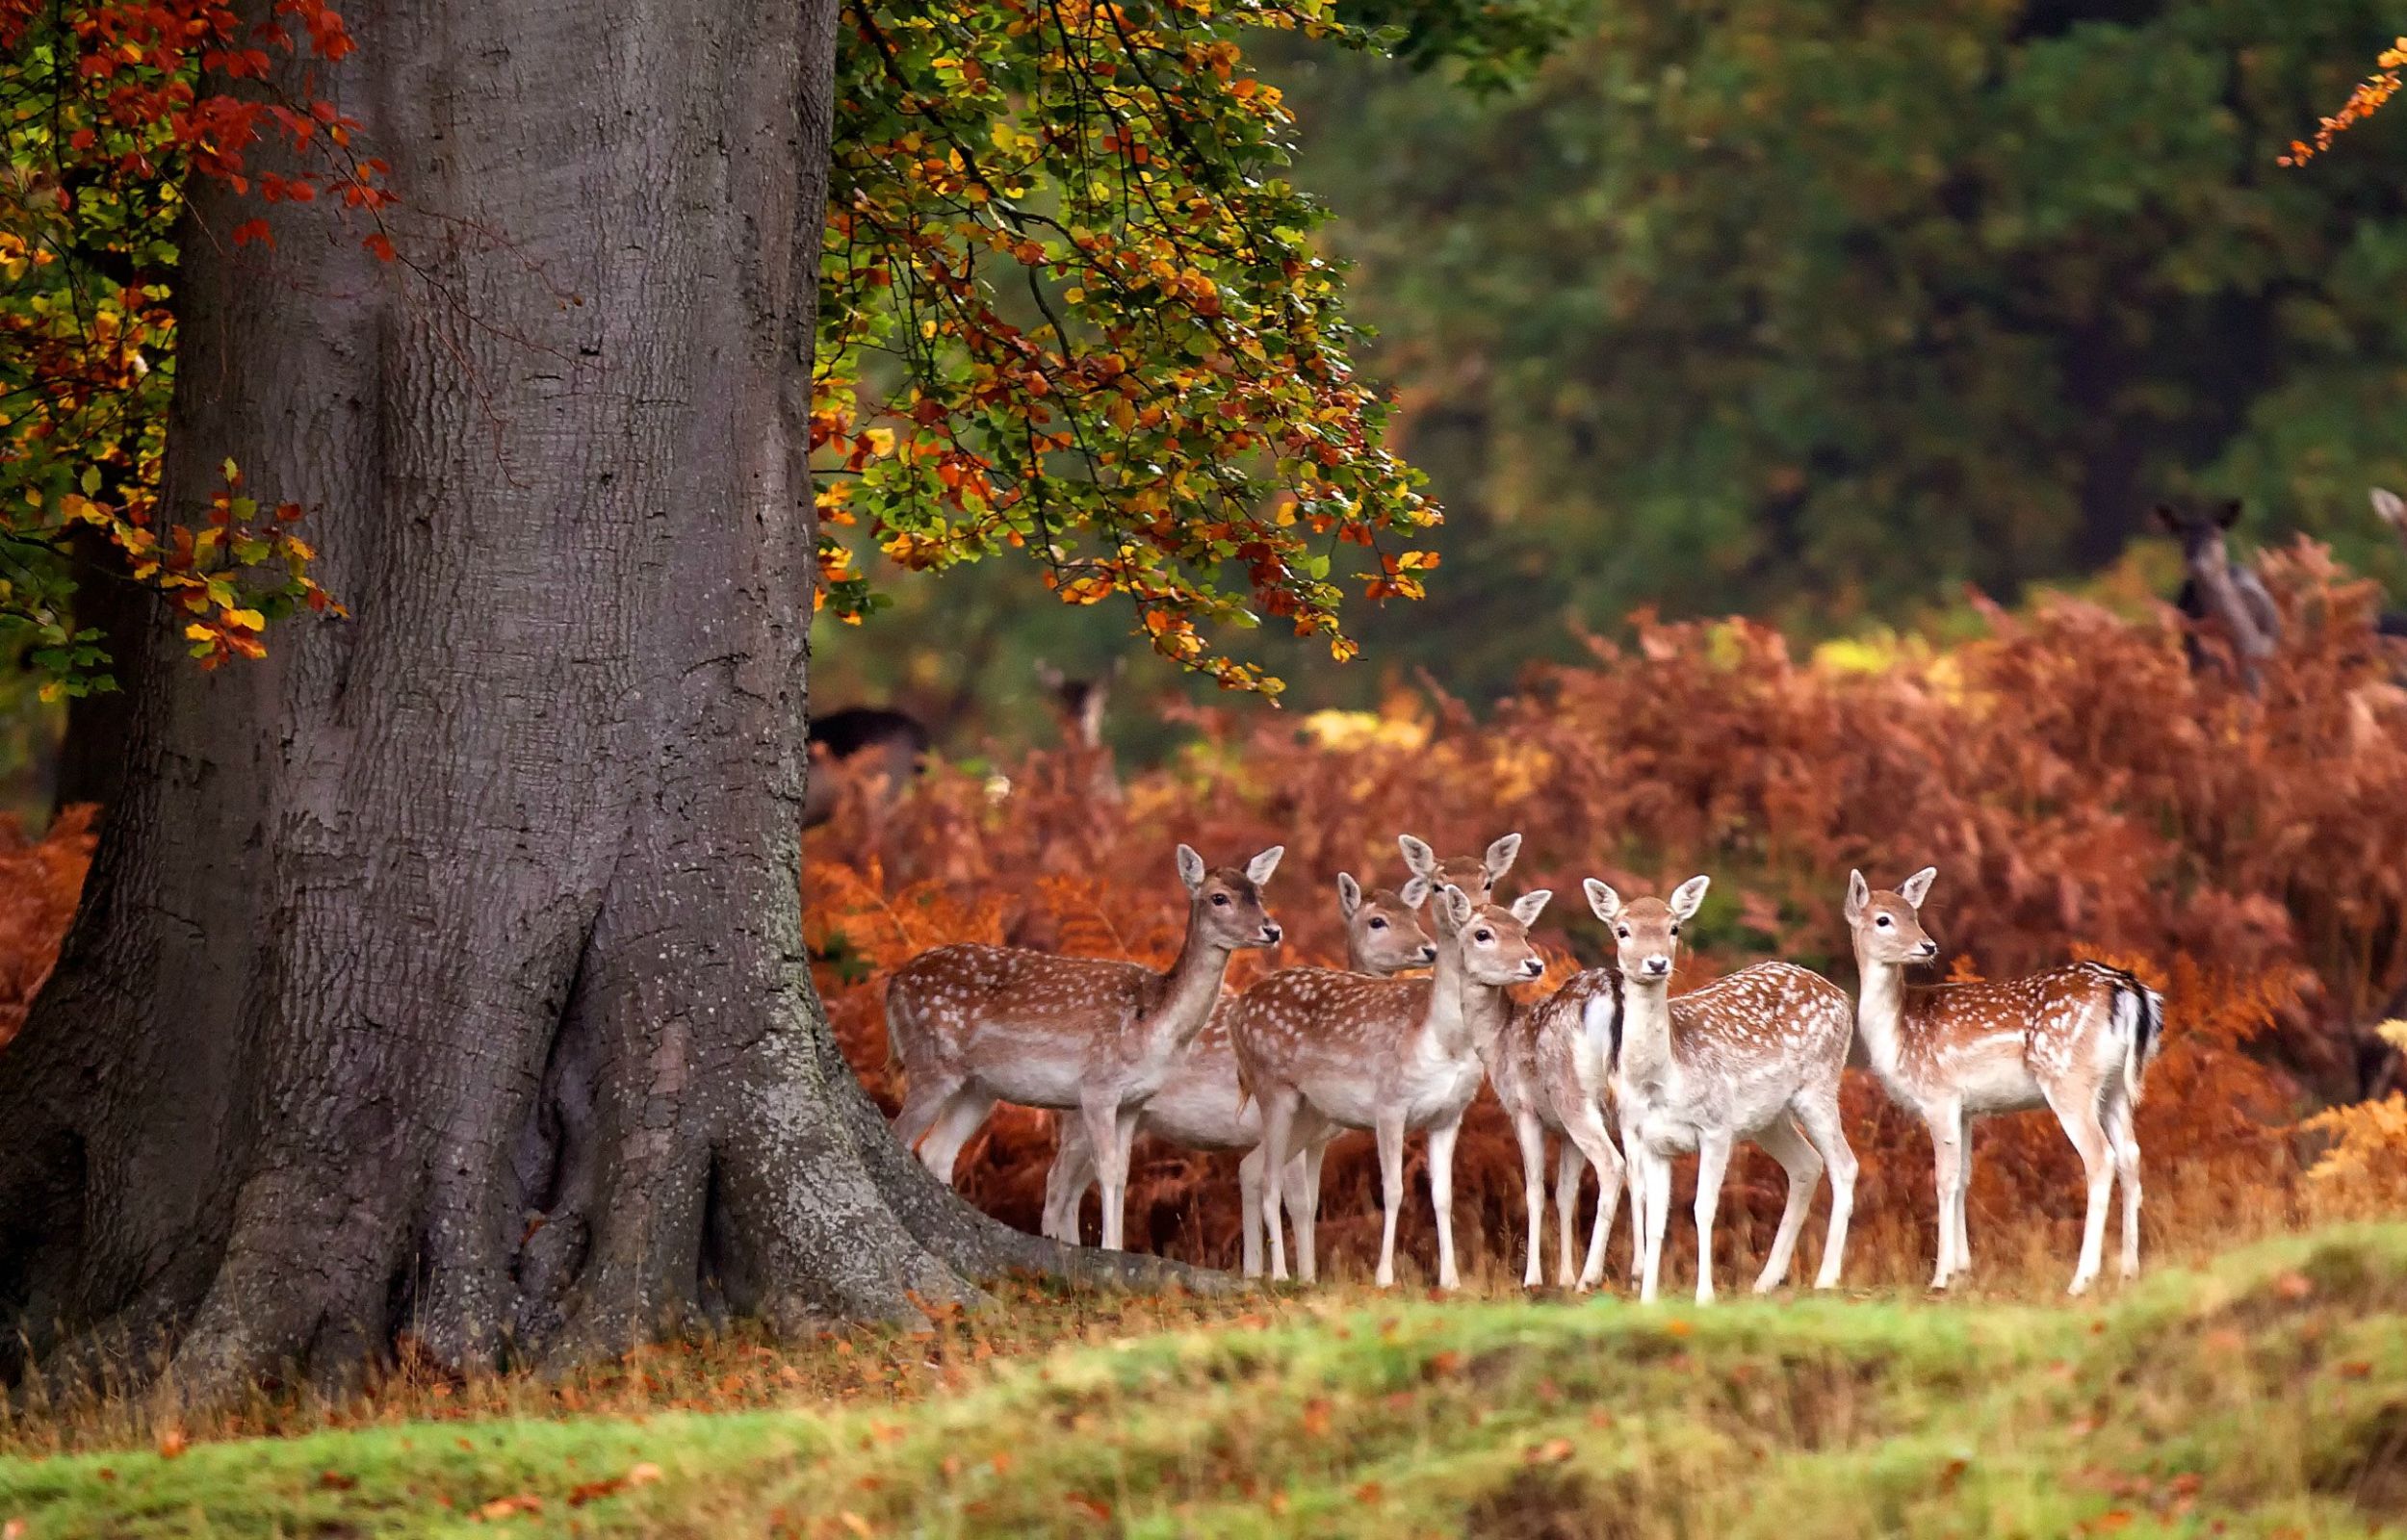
xmin=2097 ymin=966 xmax=2164 ymax=1104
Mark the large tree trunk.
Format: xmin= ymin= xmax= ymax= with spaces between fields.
xmin=0 ymin=0 xmax=1166 ymax=1399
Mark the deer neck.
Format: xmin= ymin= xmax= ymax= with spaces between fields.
xmin=1151 ymin=911 xmax=1235 ymax=1051
xmin=1416 ymin=941 xmax=1475 ymax=1063
xmin=1853 ymin=948 xmax=1908 ymax=1079
xmin=1617 ymin=970 xmax=1674 ymax=1085
xmin=1462 ymin=971 xmax=1521 ymax=1071
xmin=2188 ymin=542 xmax=2274 ymax=660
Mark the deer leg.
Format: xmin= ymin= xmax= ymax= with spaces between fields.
xmin=1748 ymin=1116 xmax=1822 ymax=1295
xmin=1639 ymin=1147 xmax=1672 ymax=1304
xmin=1236 ymin=1145 xmax=1266 ymax=1278
xmin=891 ymin=1074 xmax=962 ymax=1169
xmin=1692 ymin=1130 xmax=1735 ymax=1305
xmin=1374 ymin=1111 xmax=1409 ymax=1289
xmin=915 ymin=1088 xmax=996 ymax=1187
xmin=1290 ymin=1123 xmax=1331 ymax=1284
xmin=1079 ymin=1094 xmax=1130 ymax=1252
xmin=2044 ymin=1081 xmax=2115 ymax=1295
xmin=1554 ymin=1139 xmax=1584 ymax=1288
xmin=1513 ymin=1111 xmax=1548 ymax=1288
xmin=1925 ymin=1100 xmax=1964 ymax=1288
xmin=1257 ymin=1090 xmax=1299 ymax=1282
xmin=2103 ymin=1089 xmax=2143 ymax=1280
xmin=1952 ymin=1105 xmax=1975 ymax=1277
xmin=1795 ymin=1091 xmax=1856 ymax=1292
xmin=1565 ymin=1109 xmax=1623 ymax=1292
xmin=1042 ymin=1115 xmax=1098 ymax=1245
xmin=1428 ymin=1115 xmax=1464 ymax=1291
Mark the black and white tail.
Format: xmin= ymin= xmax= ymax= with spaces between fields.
xmin=2088 ymin=963 xmax=2164 ymax=1103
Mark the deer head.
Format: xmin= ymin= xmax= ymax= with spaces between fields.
xmin=1844 ymin=867 xmax=1940 ymax=966
xmin=1433 ymin=882 xmax=1550 ymax=985
xmin=1178 ymin=843 xmax=1285 ymax=949
xmin=1034 ymin=657 xmax=1122 ymax=750
xmin=1337 ymin=871 xmax=1437 ymax=970
xmin=1397 ymin=832 xmax=1522 ymax=903
xmin=1583 ymin=875 xmax=1709 ymax=983
xmin=2151 ymin=497 xmax=2243 ymax=571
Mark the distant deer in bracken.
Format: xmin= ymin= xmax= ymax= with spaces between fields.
xmin=2153 ymin=497 xmax=2283 ymax=691
xmin=1034 ymin=657 xmax=1123 ymax=805
xmin=1592 ymin=876 xmax=1858 ymax=1304
xmin=885 ymin=843 xmax=1284 ymax=1250
xmin=1471 ymin=962 xmax=1629 ymax=1292
xmin=1041 ymin=871 xmax=1436 ymax=1272
xmin=802 ymin=705 xmax=929 ymax=829
xmin=1236 ymin=882 xmax=1552 ymax=1289
xmin=1846 ymin=868 xmax=2163 ymax=1295
xmin=2372 ymin=489 xmax=2407 ymax=640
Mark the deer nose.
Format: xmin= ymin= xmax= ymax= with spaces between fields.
xmin=1260 ymin=924 xmax=1282 ymax=944
xmin=1643 ymin=954 xmax=1671 ymax=977
xmin=1520 ymin=957 xmax=1544 ymax=979
xmin=1917 ymin=938 xmax=1939 ymax=959
xmin=1416 ymin=944 xmax=1437 ymax=963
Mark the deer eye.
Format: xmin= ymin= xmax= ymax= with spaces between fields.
xmin=1876 ymin=914 xmax=1892 ymax=928
xmin=1474 ymin=929 xmax=1493 ymax=943
xmin=1616 ymin=926 xmax=1630 ymax=940
xmin=1669 ymin=925 xmax=1681 ymax=937
xmin=1368 ymin=916 xmax=1387 ymax=930
xmin=1210 ymin=892 xmax=1230 ymax=908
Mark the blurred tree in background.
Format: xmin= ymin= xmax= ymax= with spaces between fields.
xmin=808 ymin=0 xmax=2407 ymax=746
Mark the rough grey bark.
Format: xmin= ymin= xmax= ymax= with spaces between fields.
xmin=0 ymin=0 xmax=1183 ymax=1400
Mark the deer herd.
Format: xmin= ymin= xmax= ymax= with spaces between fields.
xmin=885 ymin=833 xmax=2165 ymax=1303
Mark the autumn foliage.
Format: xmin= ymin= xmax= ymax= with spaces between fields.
xmin=0 ymin=803 xmax=92 ymax=1051
xmin=804 ymin=551 xmax=2404 ymax=1284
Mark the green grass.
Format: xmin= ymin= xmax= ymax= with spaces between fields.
xmin=6 ymin=1225 xmax=2406 ymax=1537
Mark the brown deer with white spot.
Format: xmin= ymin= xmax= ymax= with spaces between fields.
xmin=1234 ymin=882 xmax=1552 ymax=1289
xmin=884 ymin=843 xmax=1284 ymax=1250
xmin=1470 ymin=963 xmax=1630 ymax=1291
xmin=1040 ymin=870 xmax=1436 ymax=1272
xmin=1593 ymin=876 xmax=1858 ymax=1304
xmin=1845 ymin=868 xmax=2163 ymax=1295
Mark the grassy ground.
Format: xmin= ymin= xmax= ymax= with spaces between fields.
xmin=4 ymin=1224 xmax=2405 ymax=1538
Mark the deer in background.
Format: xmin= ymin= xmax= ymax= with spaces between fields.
xmin=2373 ymin=489 xmax=2407 ymax=640
xmin=1035 ymin=657 xmax=1123 ymax=806
xmin=802 ymin=705 xmax=929 ymax=829
xmin=1041 ymin=871 xmax=1436 ymax=1272
xmin=1845 ymin=868 xmax=2163 ymax=1295
xmin=2153 ymin=498 xmax=2283 ymax=691
xmin=1593 ymin=877 xmax=1858 ymax=1304
xmin=1471 ymin=962 xmax=1629 ymax=1292
xmin=885 ymin=843 xmax=1283 ymax=1250
xmin=1236 ymin=883 xmax=1552 ymax=1289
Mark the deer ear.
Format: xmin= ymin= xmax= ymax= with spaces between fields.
xmin=1669 ymin=875 xmax=1711 ymax=922
xmin=1511 ymin=888 xmax=1553 ymax=928
xmin=1899 ymin=866 xmax=1938 ymax=909
xmin=1399 ymin=874 xmax=1433 ymax=909
xmin=1484 ymin=833 xmax=1523 ymax=883
xmin=1397 ymin=834 xmax=1436 ymax=879
xmin=2373 ymin=488 xmax=2406 ymax=530
xmin=2216 ymin=498 xmax=2243 ymax=528
xmin=1177 ymin=843 xmax=1206 ymax=894
xmin=1336 ymin=871 xmax=1362 ymax=918
xmin=1583 ymin=878 xmax=1621 ymax=924
xmin=1246 ymin=845 xmax=1285 ymax=886
xmin=1433 ymin=884 xmax=1471 ymax=936
xmin=1845 ymin=869 xmax=1870 ymax=923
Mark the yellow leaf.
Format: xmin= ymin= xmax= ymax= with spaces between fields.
xmin=225 ymin=607 xmax=267 ymax=629
xmin=184 ymin=623 xmax=216 ymax=642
